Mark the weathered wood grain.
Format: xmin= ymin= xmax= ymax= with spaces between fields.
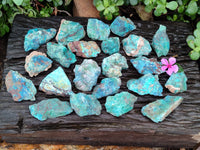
xmin=0 ymin=15 xmax=200 ymax=148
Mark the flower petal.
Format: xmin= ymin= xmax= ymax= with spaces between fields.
xmin=166 ymin=68 xmax=173 ymax=76
xmin=161 ymin=66 xmax=168 ymax=71
xmin=169 ymin=57 xmax=176 ymax=65
xmin=171 ymin=65 xmax=179 ymax=73
xmin=161 ymin=58 xmax=168 ymax=65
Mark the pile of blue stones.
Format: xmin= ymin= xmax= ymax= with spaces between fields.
xmin=5 ymin=16 xmax=187 ymax=123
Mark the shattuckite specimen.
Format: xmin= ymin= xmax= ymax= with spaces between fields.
xmin=101 ymin=37 xmax=120 ymax=55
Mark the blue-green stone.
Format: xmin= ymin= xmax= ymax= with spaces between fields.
xmin=70 ymin=93 xmax=102 ymax=117
xmin=105 ymin=92 xmax=137 ymax=117
xmin=47 ymin=42 xmax=76 ymax=68
xmin=127 ymin=74 xmax=163 ymax=96
xmin=29 ymin=98 xmax=73 ymax=121
xmin=152 ymin=25 xmax=170 ymax=57
xmin=141 ymin=96 xmax=183 ymax=123
xmin=101 ymin=37 xmax=120 ymax=55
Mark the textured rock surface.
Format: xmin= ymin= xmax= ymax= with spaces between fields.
xmin=47 ymin=42 xmax=76 ymax=68
xmin=56 ymin=19 xmax=85 ymax=45
xmin=92 ymin=77 xmax=121 ymax=99
xmin=122 ymin=34 xmax=152 ymax=57
xmin=87 ymin=19 xmax=110 ymax=40
xmin=5 ymin=70 xmax=36 ymax=101
xmin=110 ymin=16 xmax=136 ymax=37
xmin=70 ymin=93 xmax=102 ymax=117
xmin=101 ymin=37 xmax=120 ymax=55
xmin=24 ymin=28 xmax=56 ymax=52
xmin=25 ymin=51 xmax=52 ymax=77
xmin=67 ymin=41 xmax=101 ymax=58
xmin=29 ymin=98 xmax=73 ymax=121
xmin=73 ymin=59 xmax=101 ymax=91
xmin=141 ymin=96 xmax=183 ymax=123
xmin=127 ymin=74 xmax=163 ymax=96
xmin=39 ymin=67 xmax=72 ymax=96
xmin=152 ymin=25 xmax=170 ymax=57
xmin=130 ymin=56 xmax=163 ymax=75
xmin=105 ymin=92 xmax=137 ymax=117
xmin=165 ymin=72 xmax=187 ymax=94
xmin=102 ymin=53 xmax=128 ymax=77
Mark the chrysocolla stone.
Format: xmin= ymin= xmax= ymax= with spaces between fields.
xmin=39 ymin=67 xmax=72 ymax=96
xmin=101 ymin=37 xmax=120 ymax=55
xmin=110 ymin=16 xmax=136 ymax=37
xmin=105 ymin=92 xmax=137 ymax=117
xmin=127 ymin=73 xmax=163 ymax=96
xmin=92 ymin=77 xmax=121 ymax=99
xmin=70 ymin=93 xmax=102 ymax=117
xmin=165 ymin=72 xmax=187 ymax=94
xmin=87 ymin=18 xmax=110 ymax=41
xmin=25 ymin=51 xmax=52 ymax=77
xmin=122 ymin=34 xmax=152 ymax=57
xmin=56 ymin=19 xmax=85 ymax=45
xmin=102 ymin=53 xmax=128 ymax=77
xmin=47 ymin=42 xmax=76 ymax=68
xmin=24 ymin=28 xmax=56 ymax=52
xmin=73 ymin=59 xmax=101 ymax=91
xmin=5 ymin=70 xmax=37 ymax=102
xmin=29 ymin=98 xmax=73 ymax=121
xmin=130 ymin=56 xmax=163 ymax=75
xmin=141 ymin=96 xmax=183 ymax=123
xmin=152 ymin=25 xmax=170 ymax=57
xmin=67 ymin=41 xmax=101 ymax=58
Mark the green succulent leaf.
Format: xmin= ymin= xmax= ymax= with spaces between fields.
xmin=93 ymin=0 xmax=99 ymax=6
xmin=186 ymin=35 xmax=195 ymax=49
xmin=115 ymin=0 xmax=124 ymax=6
xmin=189 ymin=50 xmax=200 ymax=60
xmin=193 ymin=47 xmax=200 ymax=52
xmin=107 ymin=6 xmax=116 ymax=13
xmin=186 ymin=1 xmax=198 ymax=16
xmin=145 ymin=4 xmax=153 ymax=13
xmin=96 ymin=1 xmax=105 ymax=11
xmin=130 ymin=0 xmax=138 ymax=6
xmin=103 ymin=0 xmax=109 ymax=7
xmin=154 ymin=4 xmax=165 ymax=16
xmin=12 ymin=0 xmax=23 ymax=6
xmin=178 ymin=5 xmax=184 ymax=13
xmin=105 ymin=12 xmax=113 ymax=20
xmin=166 ymin=1 xmax=178 ymax=10
xmin=196 ymin=22 xmax=200 ymax=29
xmin=194 ymin=29 xmax=200 ymax=38
xmin=194 ymin=38 xmax=200 ymax=47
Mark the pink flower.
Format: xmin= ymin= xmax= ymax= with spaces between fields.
xmin=161 ymin=57 xmax=179 ymax=76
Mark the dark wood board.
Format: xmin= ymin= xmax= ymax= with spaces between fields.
xmin=0 ymin=15 xmax=200 ymax=148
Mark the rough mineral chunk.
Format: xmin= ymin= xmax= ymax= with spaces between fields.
xmin=67 ymin=41 xmax=101 ymax=58
xmin=5 ymin=70 xmax=36 ymax=102
xmin=105 ymin=92 xmax=137 ymax=117
xmin=152 ymin=25 xmax=170 ymax=57
xmin=127 ymin=73 xmax=163 ymax=96
xmin=130 ymin=56 xmax=163 ymax=75
xmin=102 ymin=53 xmax=128 ymax=77
xmin=70 ymin=93 xmax=102 ymax=117
xmin=29 ymin=98 xmax=73 ymax=121
xmin=56 ymin=19 xmax=85 ymax=45
xmin=47 ymin=42 xmax=76 ymax=68
xmin=92 ymin=77 xmax=121 ymax=99
xmin=141 ymin=96 xmax=183 ymax=123
xmin=25 ymin=51 xmax=52 ymax=77
xmin=39 ymin=67 xmax=72 ymax=96
xmin=165 ymin=72 xmax=187 ymax=94
xmin=101 ymin=37 xmax=120 ymax=55
xmin=24 ymin=28 xmax=56 ymax=52
xmin=122 ymin=34 xmax=152 ymax=57
xmin=87 ymin=18 xmax=110 ymax=40
xmin=110 ymin=16 xmax=136 ymax=37
xmin=73 ymin=59 xmax=101 ymax=91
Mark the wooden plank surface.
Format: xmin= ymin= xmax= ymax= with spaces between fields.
xmin=0 ymin=15 xmax=200 ymax=148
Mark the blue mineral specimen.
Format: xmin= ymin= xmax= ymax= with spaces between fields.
xmin=24 ymin=28 xmax=56 ymax=52
xmin=152 ymin=25 xmax=170 ymax=57
xmin=73 ymin=59 xmax=101 ymax=91
xmin=39 ymin=67 xmax=72 ymax=96
xmin=47 ymin=42 xmax=77 ymax=68
xmin=102 ymin=53 xmax=128 ymax=77
xmin=130 ymin=56 xmax=163 ymax=75
xmin=141 ymin=95 xmax=183 ymax=123
xmin=87 ymin=18 xmax=110 ymax=41
xmin=56 ymin=19 xmax=85 ymax=45
xmin=110 ymin=16 xmax=136 ymax=37
xmin=122 ymin=34 xmax=152 ymax=57
xmin=25 ymin=51 xmax=52 ymax=77
xmin=29 ymin=98 xmax=73 ymax=121
xmin=67 ymin=41 xmax=101 ymax=58
xmin=70 ymin=93 xmax=102 ymax=117
xmin=165 ymin=72 xmax=187 ymax=94
xmin=92 ymin=77 xmax=121 ymax=99
xmin=101 ymin=37 xmax=120 ymax=55
xmin=5 ymin=70 xmax=37 ymax=102
xmin=127 ymin=73 xmax=163 ymax=96
xmin=105 ymin=92 xmax=137 ymax=117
